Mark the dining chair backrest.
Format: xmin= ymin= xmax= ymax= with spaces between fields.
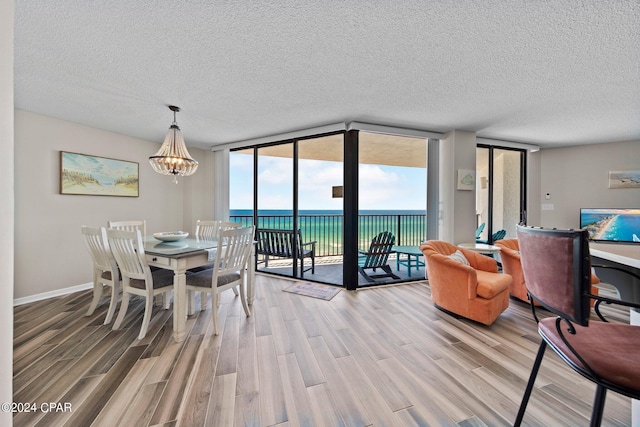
xmin=213 ymin=226 xmax=255 ymax=279
xmin=108 ymin=220 xmax=147 ymax=239
xmin=218 ymin=221 xmax=241 ymax=243
xmin=195 ymin=220 xmax=220 ymax=239
xmin=81 ymin=226 xmax=118 ymax=274
xmin=516 ymin=225 xmax=591 ymax=326
xmin=106 ymin=228 xmax=151 ymax=282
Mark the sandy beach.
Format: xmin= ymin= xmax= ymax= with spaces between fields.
xmin=592 ymin=214 xmax=617 ymax=239
xmin=62 ymin=182 xmax=138 ymax=196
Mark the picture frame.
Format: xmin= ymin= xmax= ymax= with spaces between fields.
xmin=457 ymin=169 xmax=475 ymax=191
xmin=608 ymin=170 xmax=640 ymax=189
xmin=60 ymin=151 xmax=139 ymax=197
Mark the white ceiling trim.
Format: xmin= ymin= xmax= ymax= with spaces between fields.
xmin=476 ymin=137 xmax=541 ymax=152
xmin=348 ymin=122 xmax=443 ymax=140
xmin=211 ymin=123 xmax=347 ymax=151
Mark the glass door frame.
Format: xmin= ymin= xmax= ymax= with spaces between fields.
xmin=237 ymin=131 xmax=347 ymax=281
xmin=477 ymin=144 xmax=527 ymax=243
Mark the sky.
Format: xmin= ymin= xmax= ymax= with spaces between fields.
xmin=229 ymin=152 xmax=427 ymax=211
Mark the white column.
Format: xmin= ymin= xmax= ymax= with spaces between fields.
xmin=438 ymin=130 xmax=477 ymax=244
xmin=213 ymin=149 xmax=230 ymax=220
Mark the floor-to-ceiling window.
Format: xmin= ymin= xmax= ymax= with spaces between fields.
xmin=229 ymin=129 xmax=432 ymax=288
xmin=357 ymin=132 xmax=427 ymax=286
xmin=476 ymin=145 xmax=525 ymax=243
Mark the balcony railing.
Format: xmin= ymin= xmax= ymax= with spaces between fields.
xmin=230 ymin=213 xmax=426 ymax=256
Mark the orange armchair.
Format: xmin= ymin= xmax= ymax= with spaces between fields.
xmin=420 ymin=240 xmax=512 ymax=325
xmin=495 ymin=238 xmax=599 ymax=306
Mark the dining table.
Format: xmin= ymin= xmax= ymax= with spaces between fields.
xmin=143 ymin=236 xmax=255 ymax=343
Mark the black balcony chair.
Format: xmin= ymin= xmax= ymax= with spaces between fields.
xmin=357 ymin=231 xmax=400 ymax=283
xmin=514 ymin=225 xmax=640 ymax=427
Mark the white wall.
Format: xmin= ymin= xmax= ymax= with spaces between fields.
xmin=14 ymin=110 xmax=215 ymax=300
xmin=539 ymin=140 xmax=640 ymax=228
xmin=1 ymin=0 xmax=14 ymax=422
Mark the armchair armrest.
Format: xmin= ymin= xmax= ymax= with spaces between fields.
xmin=458 ymin=247 xmax=498 ymax=273
xmin=428 ymin=254 xmax=479 ymax=300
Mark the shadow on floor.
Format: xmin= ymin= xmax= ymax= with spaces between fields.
xmin=257 ymin=257 xmax=427 ymax=287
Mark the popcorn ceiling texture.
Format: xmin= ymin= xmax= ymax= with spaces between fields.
xmin=13 ymin=0 xmax=640 ymax=149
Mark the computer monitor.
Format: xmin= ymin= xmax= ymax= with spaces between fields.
xmin=580 ymin=208 xmax=640 ymax=243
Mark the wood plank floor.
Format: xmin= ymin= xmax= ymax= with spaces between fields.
xmin=14 ymin=276 xmax=631 ymax=427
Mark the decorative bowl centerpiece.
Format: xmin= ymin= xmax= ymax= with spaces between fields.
xmin=153 ymin=231 xmax=189 ymax=242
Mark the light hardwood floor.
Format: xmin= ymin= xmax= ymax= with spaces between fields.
xmin=14 ymin=276 xmax=631 ymax=427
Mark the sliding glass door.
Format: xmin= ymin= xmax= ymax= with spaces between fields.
xmin=476 ymin=145 xmax=525 ymax=243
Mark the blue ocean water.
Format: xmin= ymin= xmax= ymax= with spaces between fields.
xmin=603 ymin=214 xmax=640 ymax=242
xmin=230 ymin=209 xmax=425 ymax=216
xmin=230 ymin=209 xmax=427 ymax=254
xmin=581 ymin=213 xmax=640 ymax=242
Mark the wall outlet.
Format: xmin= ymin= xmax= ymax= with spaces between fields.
xmin=542 ymin=203 xmax=554 ymax=211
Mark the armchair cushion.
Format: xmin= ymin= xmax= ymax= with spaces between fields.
xmin=447 ymin=250 xmax=470 ymax=266
xmin=476 ymin=270 xmax=511 ymax=299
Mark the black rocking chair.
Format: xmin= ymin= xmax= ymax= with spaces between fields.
xmin=358 ymin=231 xmax=400 ymax=283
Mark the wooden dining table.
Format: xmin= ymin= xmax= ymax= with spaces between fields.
xmin=143 ymin=236 xmax=255 ymax=342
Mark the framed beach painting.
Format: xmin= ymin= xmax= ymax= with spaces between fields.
xmin=60 ymin=151 xmax=139 ymax=197
xmin=608 ymin=170 xmax=640 ymax=189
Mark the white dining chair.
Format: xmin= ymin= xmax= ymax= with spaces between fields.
xmin=186 ymin=226 xmax=255 ymax=335
xmin=192 ymin=220 xmax=242 ymax=310
xmin=108 ymin=220 xmax=147 ymax=238
xmin=107 ymin=228 xmax=174 ymax=340
xmin=194 ymin=220 xmax=220 ymax=239
xmin=81 ymin=226 xmax=120 ymax=324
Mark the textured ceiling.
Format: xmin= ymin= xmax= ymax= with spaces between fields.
xmin=14 ymin=0 xmax=640 ymax=150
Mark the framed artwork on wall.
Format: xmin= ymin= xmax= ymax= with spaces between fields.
xmin=457 ymin=169 xmax=475 ymax=191
xmin=608 ymin=170 xmax=640 ymax=189
xmin=60 ymin=151 xmax=139 ymax=197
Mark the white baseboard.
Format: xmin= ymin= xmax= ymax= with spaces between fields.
xmin=14 ymin=282 xmax=93 ymax=306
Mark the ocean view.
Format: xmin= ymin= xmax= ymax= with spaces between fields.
xmin=230 ymin=209 xmax=427 ymax=255
xmin=581 ymin=212 xmax=640 ymax=242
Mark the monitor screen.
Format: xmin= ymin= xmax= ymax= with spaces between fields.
xmin=580 ymin=208 xmax=640 ymax=243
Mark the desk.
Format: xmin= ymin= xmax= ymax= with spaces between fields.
xmin=393 ymin=246 xmax=425 ymax=277
xmin=458 ymin=242 xmax=501 ymax=255
xmin=143 ymin=237 xmax=255 ymax=342
xmin=589 ymin=242 xmax=640 ymax=426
